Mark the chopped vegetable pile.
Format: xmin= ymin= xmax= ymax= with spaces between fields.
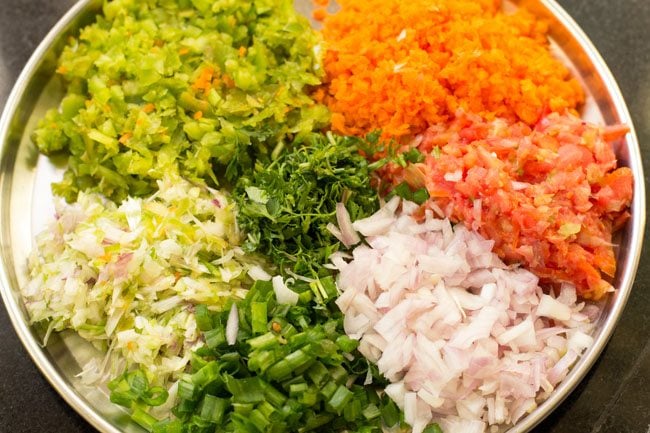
xmin=34 ymin=0 xmax=329 ymax=202
xmin=317 ymin=0 xmax=584 ymax=139
xmin=332 ymin=198 xmax=598 ymax=432
xmin=234 ymin=131 xmax=380 ymax=279
xmin=382 ymin=111 xmax=633 ymax=299
xmin=21 ymin=0 xmax=636 ymax=433
xmin=24 ymin=175 xmax=262 ymax=384
xmin=109 ymin=279 xmax=412 ymax=433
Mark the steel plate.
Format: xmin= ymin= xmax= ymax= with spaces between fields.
xmin=0 ymin=1 xmax=645 ymax=432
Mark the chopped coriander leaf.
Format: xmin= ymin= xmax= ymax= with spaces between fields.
xmin=388 ymin=181 xmax=430 ymax=205
xmin=233 ymin=132 xmax=380 ymax=279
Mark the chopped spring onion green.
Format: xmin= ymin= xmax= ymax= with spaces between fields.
xmin=111 ymin=279 xmax=430 ymax=432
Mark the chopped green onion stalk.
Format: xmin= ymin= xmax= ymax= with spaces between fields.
xmin=114 ymin=274 xmax=408 ymax=432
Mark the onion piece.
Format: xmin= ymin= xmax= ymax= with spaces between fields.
xmin=272 ymin=275 xmax=299 ymax=306
xmin=335 ymin=202 xmax=361 ymax=247
xmin=331 ymin=200 xmax=599 ymax=433
xmin=226 ymin=303 xmax=239 ymax=346
xmin=537 ymin=294 xmax=572 ymax=321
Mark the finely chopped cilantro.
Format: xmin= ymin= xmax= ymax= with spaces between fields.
xmin=34 ymin=0 xmax=329 ymax=202
xmin=233 ymin=132 xmax=381 ymax=280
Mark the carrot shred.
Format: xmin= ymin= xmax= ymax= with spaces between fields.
xmin=222 ymin=74 xmax=235 ymax=88
xmin=118 ymin=132 xmax=132 ymax=144
xmin=192 ymin=66 xmax=215 ymax=92
xmin=313 ymin=8 xmax=327 ymax=21
xmin=319 ymin=0 xmax=585 ymax=139
xmin=193 ymin=111 xmax=204 ymax=120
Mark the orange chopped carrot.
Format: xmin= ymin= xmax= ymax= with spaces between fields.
xmin=192 ymin=66 xmax=215 ymax=92
xmin=238 ymin=46 xmax=247 ymax=57
xmin=118 ymin=132 xmax=132 ymax=144
xmin=313 ymin=8 xmax=327 ymax=21
xmin=143 ymin=103 xmax=155 ymax=114
xmin=222 ymin=74 xmax=235 ymax=88
xmin=193 ymin=111 xmax=204 ymax=120
xmin=313 ymin=0 xmax=329 ymax=6
xmin=178 ymin=47 xmax=190 ymax=56
xmin=56 ymin=65 xmax=68 ymax=75
xmin=319 ymin=0 xmax=584 ymax=139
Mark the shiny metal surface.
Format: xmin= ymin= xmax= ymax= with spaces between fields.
xmin=0 ymin=1 xmax=644 ymax=432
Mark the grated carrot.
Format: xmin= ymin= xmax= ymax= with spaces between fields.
xmin=193 ymin=111 xmax=204 ymax=120
xmin=222 ymin=74 xmax=235 ymax=88
xmin=118 ymin=132 xmax=132 ymax=144
xmin=313 ymin=8 xmax=328 ymax=21
xmin=192 ymin=66 xmax=215 ymax=93
xmin=319 ymin=0 xmax=584 ymax=140
xmin=143 ymin=103 xmax=155 ymax=114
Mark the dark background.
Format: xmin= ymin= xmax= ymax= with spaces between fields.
xmin=1 ymin=1 xmax=649 ymax=432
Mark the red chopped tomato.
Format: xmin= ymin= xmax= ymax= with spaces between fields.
xmin=382 ymin=111 xmax=633 ymax=299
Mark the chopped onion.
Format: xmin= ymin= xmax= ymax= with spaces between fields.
xmin=537 ymin=294 xmax=572 ymax=321
xmin=335 ymin=202 xmax=361 ymax=247
xmin=444 ymin=169 xmax=463 ymax=182
xmin=332 ymin=199 xmax=598 ymax=433
xmin=272 ymin=275 xmax=299 ymax=305
xmin=226 ymin=303 xmax=239 ymax=346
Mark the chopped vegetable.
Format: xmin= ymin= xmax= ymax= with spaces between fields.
xmin=112 ymin=279 xmax=425 ymax=433
xmin=22 ymin=175 xmax=265 ymax=385
xmin=382 ymin=111 xmax=633 ymax=299
xmin=332 ymin=198 xmax=598 ymax=432
xmin=317 ymin=0 xmax=584 ymax=139
xmin=233 ymin=132 xmax=380 ymax=279
xmin=33 ymin=0 xmax=329 ymax=202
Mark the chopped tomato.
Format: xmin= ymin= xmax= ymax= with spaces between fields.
xmin=381 ymin=111 xmax=633 ymax=299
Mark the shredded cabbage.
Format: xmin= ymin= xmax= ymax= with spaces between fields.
xmin=23 ymin=175 xmax=267 ymax=385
